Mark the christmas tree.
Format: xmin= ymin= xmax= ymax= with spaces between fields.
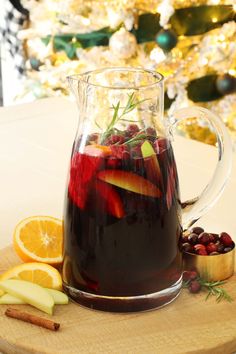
xmin=8 ymin=0 xmax=236 ymax=144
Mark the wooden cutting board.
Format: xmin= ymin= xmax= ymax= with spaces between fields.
xmin=0 ymin=246 xmax=236 ymax=354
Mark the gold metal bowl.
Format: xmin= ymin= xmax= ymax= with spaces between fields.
xmin=183 ymin=243 xmax=235 ymax=281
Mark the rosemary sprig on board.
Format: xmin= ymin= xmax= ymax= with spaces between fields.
xmin=200 ymin=279 xmax=233 ymax=303
xmin=183 ymin=277 xmax=233 ymax=303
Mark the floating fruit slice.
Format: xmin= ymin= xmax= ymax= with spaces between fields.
xmin=141 ymin=141 xmax=163 ymax=188
xmin=69 ymin=145 xmax=111 ymax=209
xmin=0 ymin=262 xmax=62 ymax=290
xmin=166 ymin=164 xmax=176 ymax=210
xmin=0 ymin=279 xmax=54 ymax=315
xmin=84 ymin=144 xmax=112 ymax=157
xmin=95 ymin=180 xmax=124 ymax=218
xmin=98 ymin=170 xmax=161 ymax=198
xmin=13 ymin=216 xmax=63 ymax=265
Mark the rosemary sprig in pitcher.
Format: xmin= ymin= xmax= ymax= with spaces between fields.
xmin=100 ymin=93 xmax=149 ymax=144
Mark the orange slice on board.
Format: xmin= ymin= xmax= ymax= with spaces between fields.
xmin=0 ymin=262 xmax=62 ymax=290
xmin=13 ymin=216 xmax=63 ymax=266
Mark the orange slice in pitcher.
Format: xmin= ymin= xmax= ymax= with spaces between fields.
xmin=13 ymin=216 xmax=63 ymax=265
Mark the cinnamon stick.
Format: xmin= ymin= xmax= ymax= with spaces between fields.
xmin=5 ymin=307 xmax=60 ymax=331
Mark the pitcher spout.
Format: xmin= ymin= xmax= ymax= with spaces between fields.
xmin=67 ymin=75 xmax=81 ymax=101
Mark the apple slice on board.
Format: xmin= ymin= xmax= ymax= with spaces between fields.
xmin=0 ymin=293 xmax=25 ymax=305
xmin=141 ymin=141 xmax=163 ymax=188
xmin=0 ymin=279 xmax=54 ymax=315
xmin=97 ymin=170 xmax=161 ymax=198
xmin=0 ymin=289 xmax=68 ymax=305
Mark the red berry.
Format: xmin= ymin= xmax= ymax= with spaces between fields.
xmin=219 ymin=232 xmax=233 ymax=247
xmin=183 ymin=271 xmax=198 ymax=281
xmin=209 ymin=233 xmax=219 ymax=243
xmin=180 ymin=234 xmax=189 ymax=243
xmin=189 ymin=280 xmax=201 ymax=293
xmin=190 ymin=226 xmax=204 ymax=235
xmin=146 ymin=127 xmax=156 ymax=137
xmin=216 ymin=242 xmax=225 ymax=253
xmin=194 ymin=244 xmax=207 ymax=255
xmin=105 ymin=134 xmax=125 ymax=145
xmin=206 ymin=242 xmax=217 ymax=254
xmin=198 ymin=249 xmax=208 ymax=255
xmin=188 ymin=233 xmax=198 ymax=245
xmin=126 ymin=124 xmax=140 ymax=138
xmin=110 ymin=145 xmax=130 ymax=159
xmin=209 ymin=251 xmax=220 ymax=255
xmin=198 ymin=232 xmax=210 ymax=245
xmin=181 ymin=242 xmax=194 ymax=253
xmin=194 ymin=244 xmax=206 ymax=251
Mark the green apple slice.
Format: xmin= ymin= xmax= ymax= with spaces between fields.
xmin=0 ymin=279 xmax=54 ymax=315
xmin=0 ymin=293 xmax=25 ymax=305
xmin=98 ymin=170 xmax=161 ymax=197
xmin=45 ymin=288 xmax=69 ymax=305
xmin=0 ymin=288 xmax=69 ymax=305
xmin=141 ymin=141 xmax=163 ymax=187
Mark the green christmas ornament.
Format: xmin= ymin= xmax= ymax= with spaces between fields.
xmin=29 ymin=57 xmax=42 ymax=71
xmin=216 ymin=74 xmax=236 ymax=95
xmin=155 ymin=29 xmax=178 ymax=52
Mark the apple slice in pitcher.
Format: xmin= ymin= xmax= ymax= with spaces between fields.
xmin=141 ymin=141 xmax=163 ymax=188
xmin=97 ymin=170 xmax=161 ymax=198
xmin=69 ymin=144 xmax=111 ymax=209
xmin=166 ymin=164 xmax=176 ymax=210
xmin=94 ymin=180 xmax=125 ymax=219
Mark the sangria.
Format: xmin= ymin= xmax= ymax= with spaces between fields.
xmin=63 ymin=122 xmax=182 ymax=311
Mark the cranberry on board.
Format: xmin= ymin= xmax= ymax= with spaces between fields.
xmin=189 ymin=280 xmax=202 ymax=293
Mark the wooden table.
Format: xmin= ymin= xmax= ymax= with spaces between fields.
xmin=0 ymin=98 xmax=236 ymax=353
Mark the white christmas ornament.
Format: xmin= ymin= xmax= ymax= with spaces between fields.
xmin=157 ymin=0 xmax=175 ymax=28
xmin=109 ymin=28 xmax=137 ymax=59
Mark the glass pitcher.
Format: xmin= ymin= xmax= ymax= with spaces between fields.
xmin=62 ymin=67 xmax=232 ymax=312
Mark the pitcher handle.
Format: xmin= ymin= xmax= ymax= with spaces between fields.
xmin=170 ymin=106 xmax=232 ymax=230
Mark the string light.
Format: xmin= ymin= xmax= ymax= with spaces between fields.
xmin=210 ymin=0 xmax=220 ymax=4
xmin=218 ymin=34 xmax=225 ymax=42
xmin=81 ymin=17 xmax=90 ymax=26
xmin=212 ymin=17 xmax=218 ymax=23
xmin=229 ymin=69 xmax=236 ymax=76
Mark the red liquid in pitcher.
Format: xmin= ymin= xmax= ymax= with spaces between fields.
xmin=63 ymin=132 xmax=182 ymax=310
